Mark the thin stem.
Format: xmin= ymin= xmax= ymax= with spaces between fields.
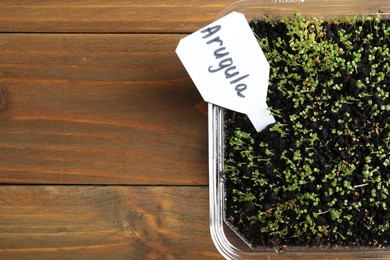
xmin=354 ymin=183 xmax=369 ymax=188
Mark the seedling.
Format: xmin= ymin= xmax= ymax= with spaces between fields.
xmin=224 ymin=13 xmax=390 ymax=247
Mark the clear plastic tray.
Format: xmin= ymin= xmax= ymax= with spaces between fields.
xmin=208 ymin=1 xmax=390 ymax=259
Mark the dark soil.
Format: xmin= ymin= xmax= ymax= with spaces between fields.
xmin=224 ymin=15 xmax=390 ymax=248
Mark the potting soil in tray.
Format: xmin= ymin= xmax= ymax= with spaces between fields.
xmin=224 ymin=14 xmax=390 ymax=248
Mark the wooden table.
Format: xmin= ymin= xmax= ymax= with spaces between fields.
xmin=0 ymin=1 xmax=231 ymax=259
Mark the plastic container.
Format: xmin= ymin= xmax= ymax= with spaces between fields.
xmin=208 ymin=1 xmax=390 ymax=259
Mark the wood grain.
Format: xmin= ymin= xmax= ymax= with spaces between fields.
xmin=0 ymin=0 xmax=233 ymax=33
xmin=0 ymin=33 xmax=208 ymax=185
xmin=0 ymin=1 xmax=223 ymax=257
xmin=0 ymin=185 xmax=221 ymax=259
xmin=1 ymin=0 xmax=389 ymax=34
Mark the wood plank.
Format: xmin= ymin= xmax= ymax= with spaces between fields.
xmin=0 ymin=34 xmax=209 ymax=185
xmin=1 ymin=0 xmax=389 ymax=34
xmin=0 ymin=186 xmax=221 ymax=259
xmin=0 ymin=0 xmax=233 ymax=33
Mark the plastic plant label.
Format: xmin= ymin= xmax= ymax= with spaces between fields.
xmin=176 ymin=11 xmax=275 ymax=132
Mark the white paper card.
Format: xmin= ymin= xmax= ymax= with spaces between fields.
xmin=176 ymin=11 xmax=275 ymax=132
